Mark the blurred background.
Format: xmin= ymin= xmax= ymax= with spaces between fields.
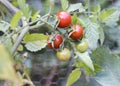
xmin=25 ymin=0 xmax=120 ymax=86
xmin=0 ymin=0 xmax=120 ymax=86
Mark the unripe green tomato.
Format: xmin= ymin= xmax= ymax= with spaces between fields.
xmin=76 ymin=39 xmax=88 ymax=53
xmin=56 ymin=48 xmax=71 ymax=61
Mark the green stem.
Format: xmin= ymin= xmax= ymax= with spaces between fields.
xmin=0 ymin=0 xmax=19 ymax=13
xmin=46 ymin=0 xmax=55 ymax=21
xmin=10 ymin=26 xmax=29 ymax=55
xmin=11 ymin=15 xmax=54 ymax=55
xmin=70 ymin=11 xmax=95 ymax=15
xmin=0 ymin=0 xmax=54 ymax=56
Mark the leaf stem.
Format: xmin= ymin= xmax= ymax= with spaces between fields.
xmin=87 ymin=0 xmax=90 ymax=16
xmin=10 ymin=26 xmax=29 ymax=55
xmin=1 ymin=0 xmax=56 ymax=56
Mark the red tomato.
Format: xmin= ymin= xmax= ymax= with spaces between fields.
xmin=69 ymin=25 xmax=83 ymax=40
xmin=48 ymin=34 xmax=63 ymax=49
xmin=56 ymin=11 xmax=71 ymax=28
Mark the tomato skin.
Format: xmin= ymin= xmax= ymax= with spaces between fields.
xmin=69 ymin=25 xmax=83 ymax=40
xmin=76 ymin=39 xmax=88 ymax=53
xmin=56 ymin=11 xmax=71 ymax=28
xmin=56 ymin=48 xmax=71 ymax=61
xmin=48 ymin=34 xmax=63 ymax=49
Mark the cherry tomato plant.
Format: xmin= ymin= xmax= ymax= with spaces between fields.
xmin=0 ymin=0 xmax=120 ymax=86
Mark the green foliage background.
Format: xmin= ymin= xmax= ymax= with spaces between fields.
xmin=0 ymin=0 xmax=120 ymax=86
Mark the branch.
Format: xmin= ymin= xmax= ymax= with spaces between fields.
xmin=66 ymin=55 xmax=75 ymax=78
xmin=10 ymin=26 xmax=29 ymax=55
xmin=0 ymin=0 xmax=54 ymax=55
xmin=45 ymin=66 xmax=58 ymax=86
xmin=0 ymin=0 xmax=28 ymax=55
xmin=87 ymin=0 xmax=90 ymax=16
xmin=0 ymin=0 xmax=19 ymax=13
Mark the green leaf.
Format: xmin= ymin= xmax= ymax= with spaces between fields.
xmin=31 ymin=11 xmax=40 ymax=21
xmin=92 ymin=4 xmax=101 ymax=13
xmin=98 ymin=28 xmax=104 ymax=45
xmin=2 ymin=36 xmax=13 ymax=51
xmin=0 ymin=44 xmax=17 ymax=81
xmin=73 ymin=60 xmax=102 ymax=76
xmin=73 ymin=60 xmax=93 ymax=75
xmin=60 ymin=0 xmax=69 ymax=10
xmin=10 ymin=11 xmax=22 ymax=28
xmin=93 ymin=64 xmax=102 ymax=73
xmin=67 ymin=3 xmax=85 ymax=13
xmin=12 ymin=0 xmax=18 ymax=7
xmin=72 ymin=14 xmax=82 ymax=25
xmin=23 ymin=33 xmax=48 ymax=43
xmin=66 ymin=68 xmax=81 ymax=86
xmin=83 ymin=19 xmax=99 ymax=49
xmin=17 ymin=0 xmax=31 ymax=20
xmin=25 ymin=40 xmax=47 ymax=52
xmin=99 ymin=9 xmax=115 ymax=21
xmin=18 ymin=44 xmax=23 ymax=51
xmin=99 ymin=9 xmax=120 ymax=27
xmin=0 ymin=21 xmax=10 ymax=32
xmin=91 ymin=46 xmax=120 ymax=86
xmin=23 ymin=33 xmax=48 ymax=52
xmin=42 ymin=0 xmax=50 ymax=13
xmin=76 ymin=52 xmax=94 ymax=71
xmin=104 ymin=26 xmax=120 ymax=42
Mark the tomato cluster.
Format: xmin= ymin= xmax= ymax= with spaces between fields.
xmin=47 ymin=11 xmax=88 ymax=61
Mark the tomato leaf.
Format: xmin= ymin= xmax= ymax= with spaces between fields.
xmin=104 ymin=26 xmax=120 ymax=42
xmin=76 ymin=52 xmax=94 ymax=71
xmin=91 ymin=46 xmax=120 ymax=86
xmin=31 ymin=11 xmax=40 ymax=21
xmin=60 ymin=0 xmax=69 ymax=11
xmin=10 ymin=11 xmax=22 ymax=28
xmin=18 ymin=44 xmax=23 ymax=51
xmin=98 ymin=27 xmax=105 ymax=45
xmin=66 ymin=68 xmax=81 ymax=86
xmin=2 ymin=36 xmax=13 ymax=51
xmin=17 ymin=0 xmax=31 ymax=20
xmin=67 ymin=3 xmax=85 ymax=13
xmin=99 ymin=9 xmax=120 ymax=27
xmin=23 ymin=33 xmax=48 ymax=43
xmin=92 ymin=4 xmax=101 ymax=13
xmin=0 ymin=21 xmax=10 ymax=32
xmin=74 ymin=59 xmax=102 ymax=76
xmin=0 ymin=44 xmax=18 ymax=81
xmin=25 ymin=40 xmax=47 ymax=52
xmin=83 ymin=19 xmax=99 ymax=50
xmin=23 ymin=33 xmax=48 ymax=52
xmin=72 ymin=14 xmax=82 ymax=25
